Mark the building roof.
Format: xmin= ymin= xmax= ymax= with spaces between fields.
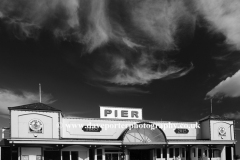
xmin=198 ymin=114 xmax=234 ymax=122
xmin=8 ymin=103 xmax=61 ymax=112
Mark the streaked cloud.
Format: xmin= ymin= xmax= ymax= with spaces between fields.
xmin=206 ymin=70 xmax=240 ymax=98
xmin=0 ymin=89 xmax=55 ymax=117
xmin=223 ymin=111 xmax=240 ymax=119
xmin=196 ymin=0 xmax=240 ymax=50
xmin=101 ymin=86 xmax=149 ymax=95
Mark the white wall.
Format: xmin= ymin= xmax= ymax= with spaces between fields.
xmin=21 ymin=147 xmax=41 ymax=155
xmin=200 ymin=120 xmax=210 ymax=139
xmin=62 ymin=118 xmax=197 ymax=140
xmin=11 ymin=110 xmax=60 ymax=139
xmin=210 ymin=120 xmax=234 ymax=140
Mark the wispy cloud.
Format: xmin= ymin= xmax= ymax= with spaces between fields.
xmin=0 ymin=0 xmax=195 ymax=86
xmin=101 ymin=86 xmax=149 ymax=95
xmin=101 ymin=53 xmax=193 ymax=85
xmin=206 ymin=70 xmax=240 ymax=98
xmin=223 ymin=111 xmax=240 ymax=119
xmin=196 ymin=0 xmax=240 ymax=50
xmin=0 ymin=88 xmax=55 ymax=117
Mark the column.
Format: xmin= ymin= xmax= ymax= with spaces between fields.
xmin=166 ymin=147 xmax=169 ymax=160
xmin=153 ymin=149 xmax=156 ymax=160
xmin=231 ymin=147 xmax=234 ymax=160
xmin=18 ymin=147 xmax=20 ymax=160
xmin=61 ymin=149 xmax=62 ymax=160
xmin=221 ymin=146 xmax=226 ymax=160
xmin=102 ymin=149 xmax=105 ymax=160
xmin=94 ymin=149 xmax=97 ymax=160
xmin=196 ymin=147 xmax=198 ymax=159
xmin=124 ymin=149 xmax=129 ymax=160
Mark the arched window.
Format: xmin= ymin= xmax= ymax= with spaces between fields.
xmin=122 ymin=123 xmax=167 ymax=144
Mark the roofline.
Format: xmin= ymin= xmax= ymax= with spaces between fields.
xmin=99 ymin=106 xmax=143 ymax=110
xmin=198 ymin=118 xmax=235 ymax=122
xmin=63 ymin=117 xmax=197 ymax=123
xmin=8 ymin=139 xmax=236 ymax=145
xmin=8 ymin=109 xmax=62 ymax=112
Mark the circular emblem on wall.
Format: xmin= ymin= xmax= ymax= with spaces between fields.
xmin=218 ymin=126 xmax=226 ymax=138
xmin=29 ymin=119 xmax=43 ymax=133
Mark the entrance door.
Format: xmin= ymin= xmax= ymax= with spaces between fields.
xmin=226 ymin=147 xmax=232 ymax=160
xmin=106 ymin=153 xmax=119 ymax=160
xmin=44 ymin=151 xmax=61 ymax=160
xmin=130 ymin=150 xmax=151 ymax=160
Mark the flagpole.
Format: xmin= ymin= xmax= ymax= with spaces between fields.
xmin=39 ymin=83 xmax=41 ymax=103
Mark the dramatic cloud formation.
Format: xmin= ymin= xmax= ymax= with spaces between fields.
xmin=106 ymin=53 xmax=193 ymax=85
xmin=2 ymin=0 xmax=240 ymax=86
xmin=223 ymin=111 xmax=240 ymax=119
xmin=196 ymin=0 xmax=240 ymax=50
xmin=206 ymin=70 xmax=240 ymax=98
xmin=0 ymin=0 xmax=196 ymax=86
xmin=0 ymin=89 xmax=55 ymax=116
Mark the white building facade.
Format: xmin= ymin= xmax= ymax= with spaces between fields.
xmin=0 ymin=103 xmax=237 ymax=160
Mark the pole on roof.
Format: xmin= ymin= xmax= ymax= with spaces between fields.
xmin=210 ymin=98 xmax=213 ymax=115
xmin=39 ymin=83 xmax=42 ymax=103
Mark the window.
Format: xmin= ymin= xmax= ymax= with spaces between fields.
xmin=36 ymin=155 xmax=41 ymax=160
xmin=89 ymin=149 xmax=95 ymax=160
xmin=62 ymin=151 xmax=70 ymax=160
xmin=182 ymin=148 xmax=185 ymax=157
xmin=22 ymin=156 xmax=29 ymax=160
xmin=97 ymin=149 xmax=102 ymax=160
xmin=175 ymin=148 xmax=179 ymax=157
xmin=213 ymin=149 xmax=220 ymax=158
xmin=204 ymin=149 xmax=208 ymax=157
xmin=192 ymin=148 xmax=196 ymax=157
xmin=71 ymin=151 xmax=78 ymax=160
xmin=156 ymin=149 xmax=161 ymax=158
xmin=209 ymin=149 xmax=212 ymax=158
xmin=198 ymin=149 xmax=202 ymax=158
xmin=105 ymin=149 xmax=120 ymax=152
xmin=163 ymin=148 xmax=166 ymax=158
xmin=169 ymin=148 xmax=174 ymax=158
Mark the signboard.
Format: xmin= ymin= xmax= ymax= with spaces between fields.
xmin=100 ymin=106 xmax=142 ymax=120
xmin=174 ymin=128 xmax=189 ymax=134
xmin=82 ymin=126 xmax=102 ymax=132
xmin=29 ymin=119 xmax=43 ymax=133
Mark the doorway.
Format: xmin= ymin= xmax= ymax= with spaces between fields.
xmin=130 ymin=150 xmax=151 ymax=160
xmin=105 ymin=153 xmax=119 ymax=160
xmin=44 ymin=151 xmax=61 ymax=160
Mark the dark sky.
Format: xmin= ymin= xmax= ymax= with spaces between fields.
xmin=0 ymin=0 xmax=240 ymax=155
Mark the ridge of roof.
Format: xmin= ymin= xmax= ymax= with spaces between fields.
xmin=8 ymin=103 xmax=61 ymax=112
xmin=198 ymin=114 xmax=234 ymax=122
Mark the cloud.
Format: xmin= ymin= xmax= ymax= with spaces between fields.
xmin=0 ymin=89 xmax=55 ymax=116
xmin=130 ymin=0 xmax=196 ymax=50
xmin=0 ymin=0 xmax=196 ymax=85
xmin=196 ymin=0 xmax=240 ymax=50
xmin=102 ymin=86 xmax=149 ymax=95
xmin=206 ymin=70 xmax=240 ymax=98
xmin=104 ymin=53 xmax=193 ymax=85
xmin=223 ymin=111 xmax=240 ymax=119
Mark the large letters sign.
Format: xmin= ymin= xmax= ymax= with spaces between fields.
xmin=100 ymin=106 xmax=142 ymax=120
